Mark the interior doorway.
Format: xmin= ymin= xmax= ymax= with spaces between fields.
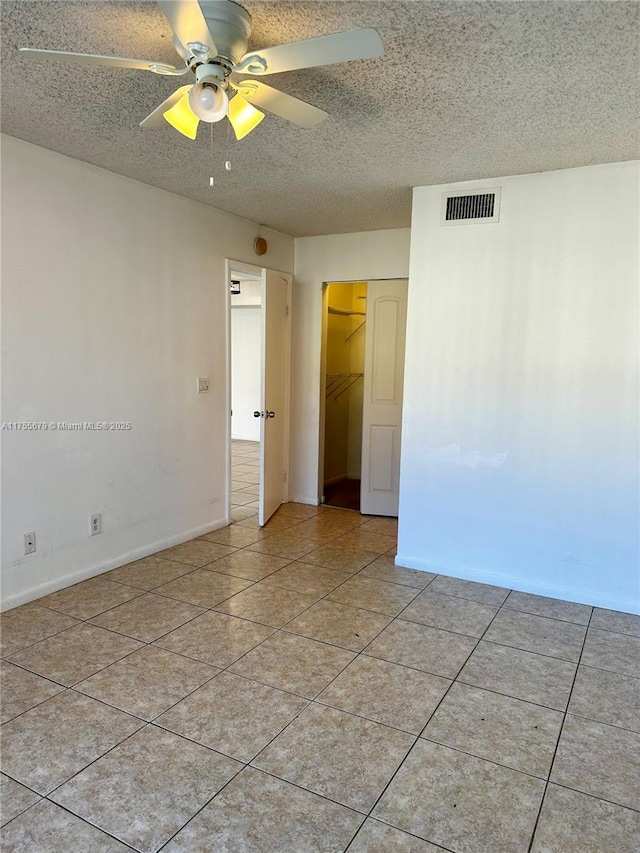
xmin=226 ymin=260 xmax=292 ymax=526
xmin=322 ymin=282 xmax=367 ymax=511
xmin=320 ymin=278 xmax=408 ymax=517
xmin=229 ymin=264 xmax=263 ymax=522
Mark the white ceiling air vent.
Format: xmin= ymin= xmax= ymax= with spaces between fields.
xmin=441 ymin=187 xmax=501 ymax=226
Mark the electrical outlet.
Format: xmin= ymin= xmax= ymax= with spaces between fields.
xmin=90 ymin=513 xmax=102 ymax=536
xmin=197 ymin=377 xmax=210 ymax=394
xmin=24 ymin=532 xmax=36 ymax=555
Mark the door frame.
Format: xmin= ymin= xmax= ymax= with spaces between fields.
xmin=225 ymin=258 xmax=292 ymax=524
xmin=318 ymin=278 xmax=409 ymax=511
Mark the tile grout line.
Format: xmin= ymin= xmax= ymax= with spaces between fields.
xmin=525 ymin=604 xmax=594 ymax=853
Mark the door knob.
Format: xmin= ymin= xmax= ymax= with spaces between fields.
xmin=253 ymin=411 xmax=262 ymax=418
xmin=266 ymin=411 xmax=275 ymax=419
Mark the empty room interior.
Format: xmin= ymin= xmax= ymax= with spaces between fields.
xmin=0 ymin=1 xmax=638 ymax=851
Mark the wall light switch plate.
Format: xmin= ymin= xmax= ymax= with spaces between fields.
xmin=197 ymin=377 xmax=210 ymax=394
xmin=24 ymin=532 xmax=36 ymax=554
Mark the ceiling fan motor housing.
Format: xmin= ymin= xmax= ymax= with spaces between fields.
xmin=199 ymin=0 xmax=252 ymax=67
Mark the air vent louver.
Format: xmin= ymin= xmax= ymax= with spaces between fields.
xmin=441 ymin=187 xmax=501 ymax=225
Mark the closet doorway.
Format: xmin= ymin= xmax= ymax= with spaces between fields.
xmin=320 ymin=279 xmax=408 ymax=516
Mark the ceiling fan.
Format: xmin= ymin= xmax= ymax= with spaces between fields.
xmin=19 ymin=0 xmax=383 ymax=141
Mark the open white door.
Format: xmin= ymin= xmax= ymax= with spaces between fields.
xmin=259 ymin=269 xmax=291 ymax=525
xmin=360 ymin=279 xmax=408 ymax=516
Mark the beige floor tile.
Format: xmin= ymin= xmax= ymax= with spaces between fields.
xmin=285 ymin=600 xmax=391 ymax=652
xmin=1 ymin=661 xmax=65 ymax=723
xmin=163 ymin=767 xmax=362 ymax=853
xmin=232 ymin=472 xmax=260 ymax=484
xmin=423 ymin=682 xmax=563 ymax=778
xmin=484 ymin=609 xmax=586 ymax=661
xmin=90 ymin=592 xmax=205 ymax=642
xmin=236 ymin=483 xmax=260 ymax=496
xmin=0 ymin=774 xmax=40 ymax=827
xmin=38 ymin=577 xmax=142 ymax=620
xmin=358 ymin=517 xmax=398 ymax=536
xmin=348 ymin=819 xmax=446 ymax=852
xmin=271 ymin=502 xmax=323 ymax=520
xmin=76 ymin=645 xmax=218 ymax=720
xmin=51 ymin=726 xmax=241 ymax=853
xmin=254 ymin=703 xmax=413 ymax=812
xmin=230 ymin=506 xmax=258 ymax=522
xmin=330 ymin=530 xmax=397 ymax=555
xmin=247 ymin=532 xmax=321 ymax=560
xmin=568 ymin=664 xmax=640 ymax=731
xmin=157 ymin=671 xmax=308 ymax=761
xmin=0 ymin=604 xmax=80 ymax=658
xmin=154 ymin=610 xmax=274 ymax=668
xmin=7 ymin=623 xmax=142 ymax=686
xmin=261 ymin=561 xmax=351 ymax=597
xmin=288 ymin=520 xmax=348 ymax=542
xmin=581 ymin=627 xmax=640 ymax=678
xmin=229 ymin=631 xmax=354 ymax=699
xmin=550 ymin=714 xmax=640 ymax=810
xmin=327 ymin=576 xmax=420 ymax=616
xmin=318 ymin=655 xmax=450 ymax=734
xmin=365 ymin=619 xmax=477 ymax=678
xmin=531 ymin=783 xmax=640 ymax=853
xmin=373 ymin=739 xmax=545 ymax=853
xmin=0 ymin=691 xmax=143 ymax=794
xmin=359 ymin=556 xmax=436 ymax=588
xmin=400 ymin=590 xmax=499 ymax=637
xmin=231 ymin=493 xmax=258 ymax=507
xmin=156 ymin=539 xmax=236 ymax=567
xmin=590 ymin=607 xmax=640 ymax=637
xmin=504 ymin=591 xmax=592 ymax=624
xmin=230 ymin=464 xmax=257 ymax=475
xmin=105 ymin=555 xmax=194 ymax=590
xmin=428 ymin=575 xmax=509 ymax=606
xmin=211 ymin=549 xmax=291 ymax=581
xmin=457 ymin=640 xmax=576 ymax=710
xmin=214 ymin=583 xmax=319 ymax=628
xmin=199 ymin=526 xmax=263 ymax=547
xmin=302 ymin=543 xmax=378 ymax=574
xmin=154 ymin=569 xmax=253 ymax=608
xmin=0 ymin=799 xmax=132 ymax=851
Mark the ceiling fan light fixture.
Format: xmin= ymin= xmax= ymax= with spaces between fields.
xmin=227 ymin=94 xmax=264 ymax=140
xmin=163 ymin=90 xmax=199 ymax=139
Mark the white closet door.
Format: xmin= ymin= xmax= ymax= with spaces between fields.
xmin=360 ymin=279 xmax=408 ymax=516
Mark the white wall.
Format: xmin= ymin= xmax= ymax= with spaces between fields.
xmin=291 ymin=230 xmax=411 ymax=503
xmin=398 ymin=162 xmax=639 ymax=614
xmin=1 ymin=135 xmax=293 ymax=609
xmin=231 ymin=307 xmax=261 ymax=441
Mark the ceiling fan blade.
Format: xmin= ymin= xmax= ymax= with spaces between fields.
xmin=234 ymin=28 xmax=383 ymax=76
xmin=158 ymin=0 xmax=217 ymax=58
xmin=235 ymin=81 xmax=328 ymax=128
xmin=139 ymin=85 xmax=191 ymax=128
xmin=19 ymin=47 xmax=182 ymax=75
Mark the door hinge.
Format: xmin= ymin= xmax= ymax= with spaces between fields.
xmin=285 ymin=304 xmax=289 ymax=317
xmin=282 ymin=471 xmax=287 ymax=483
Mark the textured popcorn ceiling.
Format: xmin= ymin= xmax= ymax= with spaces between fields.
xmin=1 ymin=1 xmax=638 ymax=236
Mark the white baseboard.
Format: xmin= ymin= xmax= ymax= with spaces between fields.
xmin=1 ymin=516 xmax=228 ymax=612
xmin=394 ymin=552 xmax=640 ymax=616
xmin=288 ymin=494 xmax=320 ymax=506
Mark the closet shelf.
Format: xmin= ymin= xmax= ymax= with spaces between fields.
xmin=328 ymin=307 xmax=366 ymax=316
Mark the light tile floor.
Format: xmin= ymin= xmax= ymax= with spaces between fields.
xmin=1 ymin=444 xmax=639 ymax=851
